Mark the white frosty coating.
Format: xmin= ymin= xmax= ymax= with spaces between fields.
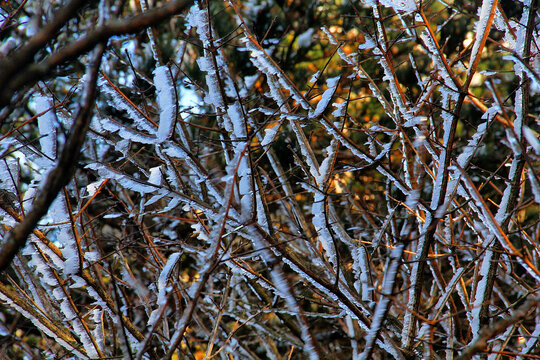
xmin=86 ymin=180 xmax=104 ymax=197
xmin=35 ymin=96 xmax=57 ymax=159
xmin=49 ymin=195 xmax=80 ymax=275
xmin=368 ymin=83 xmax=394 ymax=116
xmin=506 ymin=129 xmax=522 ymax=155
xmin=418 ymin=267 xmax=466 ymax=341
xmin=352 ymin=246 xmax=372 ymax=302
xmin=148 ymin=166 xmax=162 ymax=185
xmin=309 ymin=71 xmax=321 ymax=84
xmin=100 ymin=79 xmax=155 ymax=132
xmin=496 ymin=156 xmax=522 ymax=224
xmin=437 ymin=121 xmax=489 ymax=218
xmin=528 ymin=170 xmax=540 ymax=204
xmin=517 ymin=315 xmax=540 ymax=359
xmin=316 ymin=141 xmax=336 ymax=186
xmin=322 ymin=27 xmax=338 ymax=45
xmin=148 ymin=252 xmax=181 ymax=327
xmin=50 ymin=284 xmax=101 ymax=358
xmin=420 ymin=30 xmax=458 ymax=92
xmin=515 ymin=87 xmax=525 ymax=138
xmin=244 ymin=74 xmax=259 ymax=89
xmin=164 ymin=143 xmax=225 ymax=204
xmin=162 ymin=143 xmax=189 ymax=161
xmin=70 ymin=275 xmax=86 ymax=289
xmin=458 ymin=165 xmax=540 ymax=282
xmin=264 ymin=76 xmax=287 ymax=111
xmin=379 ymin=0 xmax=417 ymax=12
xmin=145 ymin=192 xmax=166 ymax=208
xmin=431 ymin=89 xmax=459 ymax=212
xmin=197 ymin=56 xmax=225 ymax=111
xmin=358 ymin=36 xmax=376 ymax=50
xmin=523 ymin=126 xmax=540 ymax=154
xmin=311 ymin=191 xmax=336 ymax=264
xmin=11 ymin=258 xmax=46 ymax=311
xmin=0 ymin=137 xmax=16 ymax=157
xmin=297 ymin=28 xmax=315 ymax=48
xmin=115 ymin=139 xmax=130 ymax=155
xmin=260 ymin=124 xmax=280 ymax=146
xmin=228 ymin=102 xmax=247 ymax=138
xmin=90 ymin=308 xmax=105 ymax=353
xmin=100 ymin=117 xmax=157 ymax=144
xmin=310 ymin=76 xmax=340 ymax=119
xmin=507 ymin=0 xmax=531 ymax=82
xmin=0 ymin=158 xmax=18 ymax=194
xmin=0 ymin=37 xmax=16 ymax=56
xmin=0 ymin=291 xmax=90 ymax=359
xmin=270 ymin=268 xmax=320 ymax=360
xmin=27 ymin=249 xmax=58 ymax=288
xmin=471 ymin=250 xmax=491 ymax=339
xmin=467 ymin=0 xmax=497 ymax=79
xmin=185 ymin=4 xmax=210 ymax=46
xmin=26 ymin=235 xmax=64 ymax=270
xmin=492 ymin=6 xmax=516 ymax=49
xmin=86 ymin=163 xmax=158 ymax=194
xmin=154 ymin=66 xmax=176 ymax=141
xmin=264 ymin=75 xmax=321 ymax=183
xmin=243 ymin=36 xmax=311 ymax=110
xmin=332 ymin=101 xmax=347 ymax=118
xmin=359 ymin=244 xmax=404 ymax=360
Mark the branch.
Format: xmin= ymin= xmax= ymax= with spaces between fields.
xmin=0 ymin=0 xmax=194 ymax=109
xmin=0 ymin=0 xmax=90 ymax=90
xmin=0 ymin=45 xmax=104 ymax=272
xmin=457 ymin=295 xmax=540 ymax=360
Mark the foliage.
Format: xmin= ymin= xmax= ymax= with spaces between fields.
xmin=0 ymin=0 xmax=539 ymax=359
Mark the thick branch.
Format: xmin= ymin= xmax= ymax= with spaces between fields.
xmin=0 ymin=0 xmax=194 ymax=109
xmin=0 ymin=0 xmax=90 ymax=89
xmin=457 ymin=295 xmax=540 ymax=360
xmin=0 ymin=46 xmax=104 ymax=272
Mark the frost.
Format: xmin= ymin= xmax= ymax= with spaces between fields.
xmin=148 ymin=166 xmax=162 ymax=185
xmin=528 ymin=170 xmax=540 ymax=204
xmin=35 ymin=96 xmax=57 ymax=159
xmin=523 ymin=126 xmax=540 ymax=154
xmin=405 ymin=189 xmax=421 ymax=210
xmin=379 ymin=0 xmax=417 ymax=13
xmin=100 ymin=79 xmax=155 ymax=132
xmin=467 ymin=0 xmax=497 ymax=79
xmin=3 ymin=2 xmax=539 ymax=359
xmin=86 ymin=180 xmax=104 ymax=197
xmin=100 ymin=118 xmax=157 ymax=144
xmin=358 ymin=36 xmax=376 ymax=50
xmin=332 ymin=102 xmax=347 ymax=118
xmin=154 ymin=66 xmax=177 ymax=142
xmin=309 ymin=71 xmax=321 ymax=84
xmin=0 ymin=292 xmax=89 ymax=359
xmin=260 ymin=124 xmax=280 ymax=146
xmin=86 ymin=163 xmax=158 ymax=194
xmin=270 ymin=269 xmax=320 ymax=360
xmin=297 ymin=29 xmax=315 ymax=47
xmin=197 ymin=57 xmax=225 ymax=110
xmin=244 ymin=74 xmax=259 ymax=88
xmin=0 ymin=158 xmax=19 ymax=194
xmin=310 ymin=76 xmax=340 ymax=118
xmin=471 ymin=249 xmax=494 ymax=338
xmin=0 ymin=37 xmax=17 ymax=56
xmin=322 ymin=27 xmax=338 ymax=45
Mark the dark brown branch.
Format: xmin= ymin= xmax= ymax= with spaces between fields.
xmin=0 ymin=45 xmax=104 ymax=272
xmin=0 ymin=0 xmax=194 ymax=109
xmin=0 ymin=0 xmax=91 ymax=90
xmin=456 ymin=295 xmax=540 ymax=360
